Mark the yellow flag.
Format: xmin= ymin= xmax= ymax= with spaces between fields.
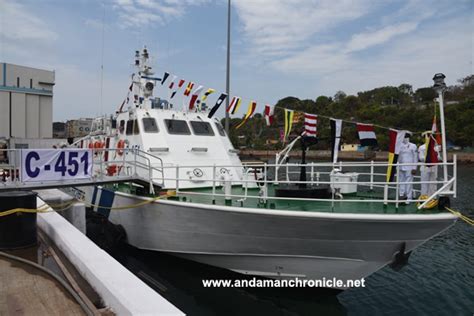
xmin=236 ymin=101 xmax=257 ymax=129
xmin=284 ymin=109 xmax=294 ymax=141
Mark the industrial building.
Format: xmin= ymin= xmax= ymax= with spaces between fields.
xmin=0 ymin=63 xmax=55 ymax=139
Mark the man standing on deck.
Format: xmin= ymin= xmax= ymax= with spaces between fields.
xmin=398 ymin=132 xmax=418 ymax=204
xmin=418 ymin=131 xmax=440 ymax=197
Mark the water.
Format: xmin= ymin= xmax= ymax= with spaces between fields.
xmin=113 ymin=165 xmax=474 ymax=316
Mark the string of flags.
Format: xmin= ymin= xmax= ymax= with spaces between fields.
xmin=118 ymin=69 xmax=439 ymax=162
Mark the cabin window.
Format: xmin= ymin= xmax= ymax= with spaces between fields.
xmin=17 ymin=77 xmax=20 ymax=87
xmin=119 ymin=120 xmax=125 ymax=134
xmin=126 ymin=120 xmax=133 ymax=135
xmin=214 ymin=122 xmax=226 ymax=136
xmin=142 ymin=117 xmax=159 ymax=133
xmin=190 ymin=121 xmax=215 ymax=136
xmin=164 ymin=119 xmax=191 ymax=135
xmin=133 ymin=119 xmax=140 ymax=134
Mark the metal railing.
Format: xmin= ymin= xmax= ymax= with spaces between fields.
xmin=159 ymin=157 xmax=457 ymax=209
xmin=0 ymin=148 xmax=164 ymax=193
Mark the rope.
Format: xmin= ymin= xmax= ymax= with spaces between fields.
xmin=444 ymin=206 xmax=474 ymax=226
xmin=0 ymin=191 xmax=174 ymax=217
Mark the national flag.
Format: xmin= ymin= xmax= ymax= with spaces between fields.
xmin=431 ymin=114 xmax=442 ymax=146
xmin=425 ymin=134 xmax=439 ymax=164
xmin=264 ymin=105 xmax=274 ymax=126
xmin=236 ymin=101 xmax=257 ymax=129
xmin=170 ymin=79 xmax=185 ymax=99
xmin=304 ymin=113 xmax=317 ymax=137
xmin=184 ymin=82 xmax=194 ymax=96
xmin=189 ymin=85 xmax=204 ymax=110
xmin=386 ymin=129 xmax=406 ymax=182
xmin=227 ymin=96 xmax=242 ymax=114
xmin=283 ymin=109 xmax=294 ymax=142
xmin=208 ymin=93 xmax=227 ymax=118
xmin=330 ymin=119 xmax=342 ymax=163
xmin=356 ymin=123 xmax=378 ymax=147
xmin=161 ymin=72 xmax=170 ymax=85
xmin=200 ymin=88 xmax=215 ymax=110
xmin=167 ymin=75 xmax=177 ymax=89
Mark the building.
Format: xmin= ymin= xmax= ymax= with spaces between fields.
xmin=0 ymin=63 xmax=55 ymax=139
xmin=66 ymin=118 xmax=93 ymax=138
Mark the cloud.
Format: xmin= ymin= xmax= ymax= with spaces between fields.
xmin=112 ymin=0 xmax=211 ymax=28
xmin=345 ymin=21 xmax=419 ymax=53
xmin=232 ymin=0 xmax=376 ymax=57
xmin=0 ymin=0 xmax=58 ymax=42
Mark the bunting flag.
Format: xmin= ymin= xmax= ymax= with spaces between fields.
xmin=227 ymin=96 xmax=242 ymax=114
xmin=425 ymin=134 xmax=439 ymax=164
xmin=189 ymin=85 xmax=204 ymax=110
xmin=168 ymin=75 xmax=177 ymax=89
xmin=200 ymin=88 xmax=215 ymax=110
xmin=284 ymin=109 xmax=294 ymax=142
xmin=170 ymin=79 xmax=185 ymax=99
xmin=161 ymin=72 xmax=170 ymax=85
xmin=264 ymin=104 xmax=274 ymax=126
xmin=235 ymin=101 xmax=257 ymax=129
xmin=330 ymin=119 xmax=342 ymax=163
xmin=208 ymin=93 xmax=228 ymax=118
xmin=304 ymin=113 xmax=317 ymax=137
xmin=386 ymin=129 xmax=406 ymax=182
xmin=184 ymin=82 xmax=194 ymax=96
xmin=356 ymin=123 xmax=378 ymax=147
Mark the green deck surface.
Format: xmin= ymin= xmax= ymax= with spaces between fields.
xmin=170 ymin=185 xmax=443 ymax=215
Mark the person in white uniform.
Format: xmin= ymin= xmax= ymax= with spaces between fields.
xmin=398 ymin=133 xmax=418 ymax=203
xmin=418 ymin=132 xmax=440 ymax=197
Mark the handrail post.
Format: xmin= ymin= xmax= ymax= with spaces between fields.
xmin=453 ymin=154 xmax=457 ymax=198
xmin=370 ymin=160 xmax=374 ymax=191
xmin=175 ymin=164 xmax=179 ymax=193
xmin=263 ymin=163 xmax=268 ymax=203
xmin=395 ymin=164 xmax=400 ymax=208
xmin=310 ymin=162 xmax=314 ymax=185
xmin=212 ymin=164 xmax=216 ymax=204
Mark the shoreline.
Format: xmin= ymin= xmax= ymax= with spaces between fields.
xmin=239 ymin=149 xmax=474 ymax=164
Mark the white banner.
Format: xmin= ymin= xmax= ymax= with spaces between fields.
xmin=21 ymin=149 xmax=93 ymax=182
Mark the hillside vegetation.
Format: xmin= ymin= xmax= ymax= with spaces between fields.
xmin=226 ymin=75 xmax=474 ymax=150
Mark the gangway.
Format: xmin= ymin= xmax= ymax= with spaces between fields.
xmin=0 ymin=148 xmax=164 ymax=193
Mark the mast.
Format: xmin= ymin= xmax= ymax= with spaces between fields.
xmin=433 ymin=73 xmax=448 ymax=183
xmin=225 ymin=0 xmax=231 ymax=134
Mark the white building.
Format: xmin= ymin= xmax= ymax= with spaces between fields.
xmin=0 ymin=63 xmax=55 ymax=139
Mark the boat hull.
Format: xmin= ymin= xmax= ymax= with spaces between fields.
xmin=81 ymin=187 xmax=457 ymax=288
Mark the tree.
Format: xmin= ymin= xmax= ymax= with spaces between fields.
xmin=334 ymin=91 xmax=346 ymax=102
xmin=398 ymin=83 xmax=413 ymax=95
xmin=414 ymin=87 xmax=437 ymax=103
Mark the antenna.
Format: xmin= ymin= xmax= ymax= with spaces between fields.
xmin=99 ymin=1 xmax=106 ymax=116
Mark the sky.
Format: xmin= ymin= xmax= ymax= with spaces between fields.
xmin=0 ymin=0 xmax=472 ymax=121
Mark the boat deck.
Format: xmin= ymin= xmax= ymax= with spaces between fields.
xmin=172 ymin=185 xmax=443 ymax=215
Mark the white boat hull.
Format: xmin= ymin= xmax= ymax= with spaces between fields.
xmin=81 ymin=186 xmax=457 ymax=288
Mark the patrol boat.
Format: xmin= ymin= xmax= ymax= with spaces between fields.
xmin=75 ymin=48 xmax=458 ymax=288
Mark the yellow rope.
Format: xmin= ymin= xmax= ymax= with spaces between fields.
xmin=0 ymin=191 xmax=173 ymax=217
xmin=444 ymin=207 xmax=474 ymax=226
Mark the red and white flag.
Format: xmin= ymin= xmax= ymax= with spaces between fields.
xmin=188 ymin=85 xmax=204 ymax=110
xmin=303 ymin=113 xmax=317 ymax=137
xmin=264 ymin=104 xmax=274 ymax=126
xmin=356 ymin=123 xmax=378 ymax=147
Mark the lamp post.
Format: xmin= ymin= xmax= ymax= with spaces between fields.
xmin=432 ymin=73 xmax=448 ymax=183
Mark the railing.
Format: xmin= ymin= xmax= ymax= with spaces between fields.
xmin=159 ymin=158 xmax=457 ymax=208
xmin=0 ymin=148 xmax=164 ymax=193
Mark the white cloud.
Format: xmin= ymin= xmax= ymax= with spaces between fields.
xmin=0 ymin=0 xmax=58 ymax=42
xmin=232 ymin=0 xmax=376 ymax=57
xmin=345 ymin=21 xmax=419 ymax=53
xmin=112 ymin=0 xmax=211 ymax=28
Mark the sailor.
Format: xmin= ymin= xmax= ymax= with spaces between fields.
xmin=398 ymin=132 xmax=418 ymax=204
xmin=418 ymin=132 xmax=440 ymax=197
